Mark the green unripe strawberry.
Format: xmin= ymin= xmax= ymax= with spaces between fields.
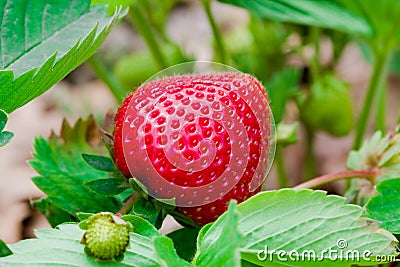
xmin=301 ymin=74 xmax=354 ymax=136
xmin=82 ymin=212 xmax=130 ymax=260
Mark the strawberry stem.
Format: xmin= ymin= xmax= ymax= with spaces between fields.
xmin=376 ymin=79 xmax=387 ymax=133
xmin=201 ymin=0 xmax=227 ymax=64
xmin=304 ymin=123 xmax=317 ymax=180
xmin=87 ymin=54 xmax=127 ymax=102
xmin=275 ymin=146 xmax=289 ymax=188
xmin=129 ymin=2 xmax=167 ymax=69
xmin=308 ymin=27 xmax=320 ymax=81
xmin=115 ymin=192 xmax=139 ymax=217
xmin=353 ymin=49 xmax=389 ymax=149
xmin=293 ymin=170 xmax=379 ymax=190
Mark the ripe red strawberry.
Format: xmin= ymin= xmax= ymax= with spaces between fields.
xmin=113 ymin=72 xmax=272 ymax=225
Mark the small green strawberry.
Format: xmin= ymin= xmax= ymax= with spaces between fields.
xmin=81 ymin=212 xmax=130 ymax=260
xmin=301 ymin=73 xmax=354 ymax=136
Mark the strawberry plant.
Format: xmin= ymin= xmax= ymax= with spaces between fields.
xmin=1 ymin=0 xmax=400 ymax=266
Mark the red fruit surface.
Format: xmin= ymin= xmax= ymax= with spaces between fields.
xmin=114 ymin=93 xmax=134 ymax=177
xmin=113 ymin=72 xmax=272 ymax=225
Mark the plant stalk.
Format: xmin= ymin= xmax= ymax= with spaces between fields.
xmin=308 ymin=27 xmax=321 ymax=81
xmin=304 ymin=124 xmax=317 ymax=180
xmin=293 ymin=170 xmax=378 ymax=190
xmin=275 ymin=146 xmax=289 ymax=188
xmin=201 ymin=0 xmax=227 ymax=64
xmin=353 ymin=50 xmax=389 ymax=149
xmin=376 ymin=80 xmax=387 ymax=132
xmin=129 ymin=3 xmax=167 ymax=69
xmin=115 ymin=192 xmax=139 ymax=216
xmin=87 ymin=55 xmax=127 ymax=102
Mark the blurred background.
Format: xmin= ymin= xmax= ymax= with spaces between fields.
xmin=0 ymin=0 xmax=399 ymax=243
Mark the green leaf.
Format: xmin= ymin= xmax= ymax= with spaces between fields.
xmin=235 ymin=189 xmax=397 ymax=266
xmin=0 ymin=109 xmax=13 ymax=146
xmin=77 ymin=213 xmax=95 ymax=222
xmin=0 ymin=240 xmax=12 ymax=258
xmin=91 ymin=0 xmax=133 ymax=15
xmin=267 ymin=68 xmax=300 ymax=123
xmin=76 ymin=212 xmax=95 ymax=230
xmin=131 ymin=197 xmax=165 ymax=227
xmin=347 ymin=131 xmax=384 ymax=171
xmin=347 ymin=128 xmax=400 ymax=177
xmin=0 ymin=109 xmax=7 ymax=132
xmin=32 ymin=198 xmax=75 ymax=228
xmin=366 ymin=178 xmax=400 ymax=234
xmin=217 ymin=0 xmax=372 ymax=36
xmin=196 ymin=223 xmax=212 ymax=248
xmin=167 ymin=228 xmax=199 ymax=262
xmin=0 ymin=223 xmax=161 ymax=266
xmin=30 ymin=116 xmax=122 ymax=220
xmin=241 ymin=259 xmax=259 ymax=267
xmin=0 ymin=1 xmax=126 ymax=113
xmin=122 ymin=215 xmax=162 ymax=238
xmin=153 ymin=236 xmax=193 ymax=267
xmin=339 ymin=0 xmax=400 ymax=49
xmin=0 ymin=131 xmax=13 ymax=147
xmin=82 ymin=153 xmax=116 ymax=172
xmin=193 ymin=201 xmax=242 ymax=267
xmin=85 ymin=177 xmax=129 ymax=196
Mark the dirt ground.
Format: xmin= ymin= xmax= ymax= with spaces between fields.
xmin=0 ymin=1 xmax=399 ymax=244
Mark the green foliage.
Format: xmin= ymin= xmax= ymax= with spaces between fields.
xmin=0 ymin=131 xmax=13 ymax=147
xmin=29 ymin=117 xmax=124 ymax=223
xmin=347 ymin=127 xmax=400 ymax=176
xmin=0 ymin=216 xmax=189 ymax=266
xmin=154 ymin=236 xmax=193 ymax=267
xmin=193 ymin=202 xmax=241 ymax=267
xmin=121 ymin=215 xmax=162 ymax=237
xmin=167 ymin=228 xmax=199 ymax=262
xmin=82 ymin=154 xmax=116 ymax=172
xmin=91 ymin=0 xmax=134 ymax=15
xmin=338 ymin=0 xmax=400 ymax=149
xmin=366 ymin=178 xmax=400 ymax=234
xmin=339 ymin=0 xmax=400 ymax=50
xmin=1 ymin=189 xmax=398 ymax=266
xmin=1 ymin=1 xmax=400 ymax=266
xmin=0 ymin=224 xmax=161 ymax=266
xmin=130 ymin=197 xmax=165 ymax=227
xmin=235 ymin=189 xmax=397 ymax=266
xmin=223 ymin=17 xmax=289 ymax=82
xmin=139 ymin=0 xmax=182 ymax=38
xmin=0 ymin=0 xmax=125 ymax=113
xmin=0 ymin=109 xmax=13 ymax=147
xmin=217 ymin=0 xmax=372 ymax=36
xmin=0 ymin=110 xmax=7 ymax=132
xmin=33 ymin=198 xmax=75 ymax=228
xmin=85 ymin=177 xmax=130 ymax=196
xmin=0 ymin=240 xmax=12 ymax=257
xmin=267 ymin=69 xmax=300 ymax=123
